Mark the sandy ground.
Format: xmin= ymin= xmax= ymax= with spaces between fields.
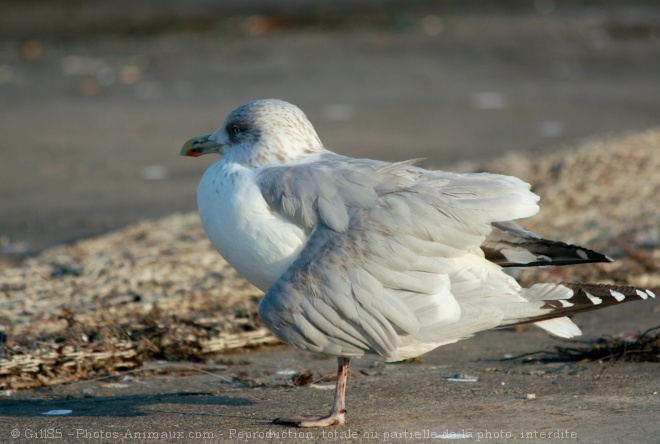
xmin=1 ymin=1 xmax=659 ymax=442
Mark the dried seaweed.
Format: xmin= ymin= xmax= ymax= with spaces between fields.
xmin=493 ymin=326 xmax=660 ymax=365
xmin=0 ymin=308 xmax=278 ymax=390
xmin=555 ymin=326 xmax=660 ymax=363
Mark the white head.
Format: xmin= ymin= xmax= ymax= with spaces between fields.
xmin=181 ymin=99 xmax=324 ymax=167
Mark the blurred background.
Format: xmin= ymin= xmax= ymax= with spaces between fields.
xmin=1 ymin=0 xmax=659 ymax=259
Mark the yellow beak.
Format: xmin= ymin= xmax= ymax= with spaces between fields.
xmin=180 ymin=134 xmax=223 ymax=157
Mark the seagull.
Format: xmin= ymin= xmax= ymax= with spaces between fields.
xmin=181 ymin=99 xmax=655 ymax=427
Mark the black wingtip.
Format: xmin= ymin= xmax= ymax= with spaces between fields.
xmin=489 ymin=240 xmax=614 ymax=267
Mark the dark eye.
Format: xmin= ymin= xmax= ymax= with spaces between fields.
xmin=230 ymin=125 xmax=242 ymax=135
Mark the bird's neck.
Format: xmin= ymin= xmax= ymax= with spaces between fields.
xmin=232 ymin=141 xmax=325 ymax=168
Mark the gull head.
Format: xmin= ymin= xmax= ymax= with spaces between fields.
xmin=180 ymin=99 xmax=324 ymax=168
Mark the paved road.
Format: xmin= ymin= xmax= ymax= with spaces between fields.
xmin=1 ymin=1 xmax=660 ymax=257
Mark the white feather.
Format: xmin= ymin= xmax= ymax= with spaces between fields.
xmin=533 ymin=317 xmax=582 ymax=338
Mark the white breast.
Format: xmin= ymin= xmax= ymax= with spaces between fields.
xmin=197 ymin=160 xmax=308 ymax=291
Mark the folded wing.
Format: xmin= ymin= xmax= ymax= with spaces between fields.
xmin=257 ymin=154 xmax=557 ymax=361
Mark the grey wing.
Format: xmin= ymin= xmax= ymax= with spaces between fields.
xmin=257 ymin=154 xmax=543 ymax=361
xmin=257 ymin=152 xmax=383 ymax=233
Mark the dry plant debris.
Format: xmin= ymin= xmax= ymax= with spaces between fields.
xmin=554 ymin=326 xmax=660 ymax=363
xmin=498 ymin=325 xmax=660 ymax=364
xmin=0 ymin=213 xmax=273 ymax=389
xmin=2 ymin=128 xmax=659 ymax=390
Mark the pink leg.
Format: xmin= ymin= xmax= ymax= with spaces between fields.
xmin=273 ymin=357 xmax=350 ymax=427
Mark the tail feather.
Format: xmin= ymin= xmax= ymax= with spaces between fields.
xmin=483 ymin=221 xmax=611 ymax=267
